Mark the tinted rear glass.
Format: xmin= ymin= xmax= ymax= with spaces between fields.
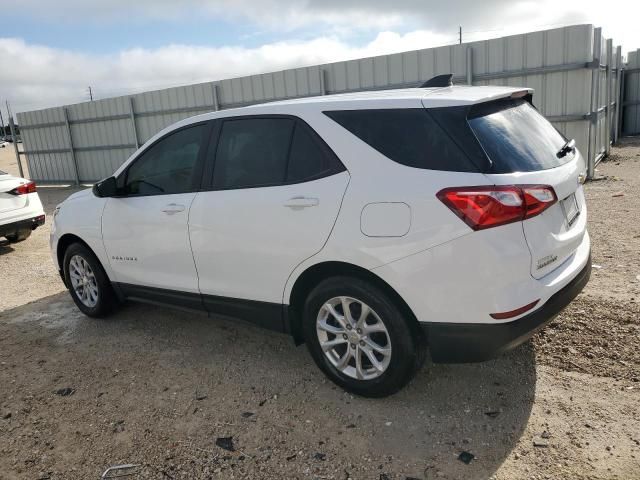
xmin=324 ymin=109 xmax=479 ymax=172
xmin=468 ymin=98 xmax=573 ymax=173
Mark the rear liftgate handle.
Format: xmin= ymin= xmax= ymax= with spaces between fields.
xmin=283 ymin=196 xmax=319 ymax=210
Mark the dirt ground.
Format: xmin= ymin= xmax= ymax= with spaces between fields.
xmin=0 ymin=142 xmax=638 ymax=480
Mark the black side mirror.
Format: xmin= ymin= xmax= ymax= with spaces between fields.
xmin=93 ymin=176 xmax=119 ymax=197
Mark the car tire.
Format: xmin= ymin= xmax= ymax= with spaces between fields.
xmin=303 ymin=276 xmax=423 ymax=398
xmin=63 ymin=242 xmax=118 ymax=318
xmin=5 ymin=229 xmax=32 ymax=243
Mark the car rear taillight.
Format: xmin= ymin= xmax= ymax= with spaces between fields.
xmin=9 ymin=181 xmax=37 ymax=195
xmin=437 ymin=185 xmax=556 ymax=231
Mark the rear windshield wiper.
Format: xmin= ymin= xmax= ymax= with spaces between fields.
xmin=556 ymin=138 xmax=575 ymax=158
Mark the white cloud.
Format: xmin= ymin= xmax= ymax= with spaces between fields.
xmin=1 ymin=30 xmax=451 ymax=114
xmin=3 ymin=0 xmax=640 ymax=117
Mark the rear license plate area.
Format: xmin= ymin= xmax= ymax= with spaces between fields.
xmin=560 ymin=193 xmax=580 ymax=227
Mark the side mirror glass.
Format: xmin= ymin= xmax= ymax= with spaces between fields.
xmin=93 ymin=176 xmax=118 ymax=197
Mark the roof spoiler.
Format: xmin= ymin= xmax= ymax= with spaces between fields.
xmin=421 ymin=74 xmax=453 ymax=88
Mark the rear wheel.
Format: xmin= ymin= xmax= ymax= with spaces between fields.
xmin=5 ymin=229 xmax=31 ymax=243
xmin=303 ymin=276 xmax=423 ymax=397
xmin=63 ymin=243 xmax=117 ymax=317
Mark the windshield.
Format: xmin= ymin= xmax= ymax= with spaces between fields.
xmin=468 ymin=98 xmax=574 ymax=173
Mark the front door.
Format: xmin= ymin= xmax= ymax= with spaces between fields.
xmin=102 ymin=123 xmax=210 ymax=295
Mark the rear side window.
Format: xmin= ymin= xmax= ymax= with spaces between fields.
xmin=468 ymin=99 xmax=573 ymax=173
xmin=212 ymin=117 xmax=344 ymax=189
xmin=324 ymin=109 xmax=479 ymax=172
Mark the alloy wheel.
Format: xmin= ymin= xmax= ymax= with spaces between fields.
xmin=316 ymin=296 xmax=392 ymax=380
xmin=69 ymin=254 xmax=99 ymax=308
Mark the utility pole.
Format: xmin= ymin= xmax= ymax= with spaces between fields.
xmin=8 ymin=116 xmax=23 ymax=177
xmin=459 ymin=26 xmax=462 ymax=44
xmin=88 ymin=86 xmax=93 ymax=101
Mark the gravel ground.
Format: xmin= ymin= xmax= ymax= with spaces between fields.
xmin=1 ymin=142 xmax=639 ymax=479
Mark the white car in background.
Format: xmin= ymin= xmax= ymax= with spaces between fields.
xmin=0 ymin=171 xmax=45 ymax=243
xmin=50 ymin=81 xmax=591 ymax=397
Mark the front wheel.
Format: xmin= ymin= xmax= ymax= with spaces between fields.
xmin=303 ymin=276 xmax=423 ymax=397
xmin=63 ymin=243 xmax=117 ymax=317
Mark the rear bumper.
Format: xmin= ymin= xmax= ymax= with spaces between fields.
xmin=424 ymin=252 xmax=591 ymax=363
xmin=0 ymin=214 xmax=45 ymax=238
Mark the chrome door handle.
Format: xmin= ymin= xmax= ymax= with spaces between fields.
xmin=162 ymin=203 xmax=186 ymax=215
xmin=283 ymin=196 xmax=319 ymax=209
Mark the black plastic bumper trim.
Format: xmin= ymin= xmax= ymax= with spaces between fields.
xmin=424 ymin=253 xmax=591 ymax=363
xmin=0 ymin=214 xmax=45 ymax=238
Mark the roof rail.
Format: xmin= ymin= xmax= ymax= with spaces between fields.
xmin=420 ymin=74 xmax=454 ymax=88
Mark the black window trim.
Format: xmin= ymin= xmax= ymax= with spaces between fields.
xmin=114 ymin=120 xmax=215 ymax=198
xmin=202 ymin=114 xmax=346 ymax=192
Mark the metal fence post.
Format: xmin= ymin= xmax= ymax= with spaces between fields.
xmin=128 ymin=97 xmax=140 ymax=149
xmin=466 ymin=47 xmax=473 ymax=85
xmin=614 ymin=46 xmax=623 ymax=142
xmin=63 ymin=107 xmax=80 ymax=185
xmin=320 ymin=69 xmax=327 ymax=95
xmin=211 ymin=84 xmax=220 ymax=111
xmin=587 ymin=27 xmax=602 ymax=179
xmin=605 ymin=39 xmax=613 ymax=156
xmin=8 ymin=116 xmax=23 ymax=178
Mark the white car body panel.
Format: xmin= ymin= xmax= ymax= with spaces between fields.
xmin=0 ymin=173 xmax=44 ymax=227
xmin=190 ymin=172 xmax=350 ymax=303
xmin=49 ymin=188 xmax=110 ymax=277
xmin=101 ymin=193 xmax=200 ymax=292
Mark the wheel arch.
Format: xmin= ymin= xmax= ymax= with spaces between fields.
xmin=56 ymin=233 xmax=95 ymax=271
xmin=286 ymin=261 xmax=422 ymax=345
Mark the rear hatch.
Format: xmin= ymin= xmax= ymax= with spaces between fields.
xmin=0 ymin=173 xmax=29 ymax=215
xmin=468 ymin=98 xmax=587 ymax=279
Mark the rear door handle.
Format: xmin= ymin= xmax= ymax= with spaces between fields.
xmin=162 ymin=203 xmax=186 ymax=215
xmin=283 ymin=196 xmax=319 ymax=209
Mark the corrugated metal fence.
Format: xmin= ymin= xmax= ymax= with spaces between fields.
xmin=16 ymin=24 xmax=623 ymax=183
xmin=622 ymin=49 xmax=640 ymax=135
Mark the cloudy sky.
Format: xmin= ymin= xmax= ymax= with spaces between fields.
xmin=0 ymin=0 xmax=638 ymax=118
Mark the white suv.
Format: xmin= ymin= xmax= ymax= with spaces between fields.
xmin=51 ymin=84 xmax=591 ymax=397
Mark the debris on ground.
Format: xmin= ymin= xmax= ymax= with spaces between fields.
xmin=458 ymin=451 xmax=475 ymax=464
xmin=54 ymin=387 xmax=74 ymax=396
xmin=215 ymin=436 xmax=235 ymax=452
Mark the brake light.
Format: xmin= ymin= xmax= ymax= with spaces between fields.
xmin=437 ymin=185 xmax=556 ymax=230
xmin=9 ymin=181 xmax=37 ymax=195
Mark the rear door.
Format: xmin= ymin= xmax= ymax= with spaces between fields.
xmin=189 ymin=116 xmax=349 ymax=315
xmin=468 ymin=99 xmax=587 ymax=279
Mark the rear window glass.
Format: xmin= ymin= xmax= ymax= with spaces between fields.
xmin=468 ymin=99 xmax=573 ymax=173
xmin=324 ymin=109 xmax=479 ymax=172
